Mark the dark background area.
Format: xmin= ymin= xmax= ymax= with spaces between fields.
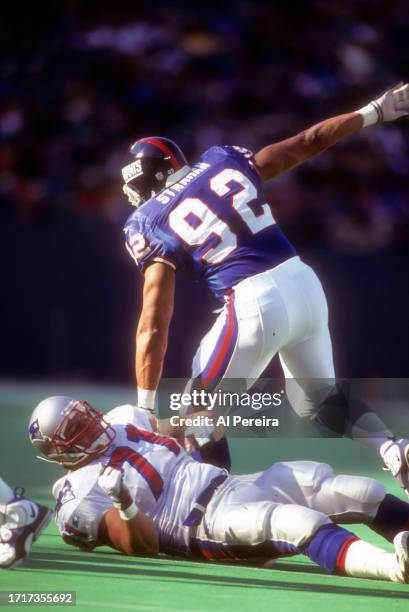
xmin=1 ymin=0 xmax=409 ymax=382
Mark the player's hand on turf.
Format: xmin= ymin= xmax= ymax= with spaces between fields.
xmin=98 ymin=465 xmax=131 ymax=506
xmin=359 ymin=83 xmax=409 ymax=126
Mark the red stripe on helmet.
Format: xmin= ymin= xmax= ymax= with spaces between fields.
xmin=140 ymin=137 xmax=182 ymax=171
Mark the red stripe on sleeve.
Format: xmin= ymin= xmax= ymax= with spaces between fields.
xmin=202 ymin=295 xmax=236 ymax=386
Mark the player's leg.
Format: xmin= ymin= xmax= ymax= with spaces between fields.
xmin=280 ymin=339 xmax=395 ymax=450
xmin=194 ymin=495 xmax=409 ymax=582
xmin=277 ymin=261 xmax=392 ymax=439
xmin=279 ymin=332 xmax=397 ymax=444
xmin=277 ymin=263 xmax=409 ymax=494
xmin=280 ymin=336 xmax=409 ymax=493
xmin=247 ymin=459 xmax=384 ymax=525
xmin=0 ymin=477 xmax=52 ymax=569
xmin=192 ymin=258 xmax=394 ymax=453
xmin=247 ymin=459 xmax=409 ymax=544
xmin=190 ymin=282 xmax=288 ymax=386
xmin=278 ymin=461 xmax=409 ymax=541
xmin=185 ymin=282 xmax=289 ymax=468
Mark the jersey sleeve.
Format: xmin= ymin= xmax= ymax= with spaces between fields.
xmin=105 ymin=405 xmax=155 ymax=431
xmin=53 ymin=469 xmax=111 ymax=551
xmin=200 ymin=145 xmax=261 ymax=183
xmin=124 ymin=212 xmax=180 ymax=273
xmin=223 ymin=145 xmax=261 ymax=180
xmin=227 ymin=145 xmax=255 ymax=160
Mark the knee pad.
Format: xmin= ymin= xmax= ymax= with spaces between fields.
xmin=323 ymin=475 xmax=385 ymax=518
xmin=260 ymin=461 xmax=334 ymax=503
xmin=270 ymin=504 xmax=331 ymax=548
xmin=209 ymin=501 xmax=274 ymax=545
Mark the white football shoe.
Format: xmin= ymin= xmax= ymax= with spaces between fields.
xmin=391 ymin=531 xmax=409 ymax=583
xmin=380 ymin=438 xmax=409 ymax=496
xmin=0 ymin=488 xmax=52 ymax=569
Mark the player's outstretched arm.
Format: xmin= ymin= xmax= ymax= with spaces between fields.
xmin=254 ymin=83 xmax=409 ymax=181
xmin=135 ymin=262 xmax=175 ymax=408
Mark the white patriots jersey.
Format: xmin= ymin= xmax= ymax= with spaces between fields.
xmin=53 ymin=405 xmax=225 ymax=554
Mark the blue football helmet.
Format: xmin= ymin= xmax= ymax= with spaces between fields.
xmin=121 ymin=136 xmax=188 ymax=207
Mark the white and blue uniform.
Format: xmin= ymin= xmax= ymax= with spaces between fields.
xmin=53 ymin=406 xmax=225 ymax=555
xmin=124 ymin=146 xmax=334 ymax=411
xmin=53 ymin=406 xmax=386 ymax=570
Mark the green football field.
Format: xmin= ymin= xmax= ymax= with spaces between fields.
xmin=1 ymin=382 xmax=409 ymax=611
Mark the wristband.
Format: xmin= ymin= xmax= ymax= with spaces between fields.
xmin=357 ymin=102 xmax=382 ymax=127
xmin=137 ymin=387 xmax=156 ymax=411
xmin=114 ymin=501 xmax=139 ymax=521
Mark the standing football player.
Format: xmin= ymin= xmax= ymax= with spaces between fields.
xmin=122 ymin=84 xmax=409 ymax=485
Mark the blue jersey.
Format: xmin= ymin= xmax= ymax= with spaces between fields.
xmin=124 ymin=146 xmax=296 ymax=299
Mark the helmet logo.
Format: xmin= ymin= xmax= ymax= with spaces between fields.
xmin=122 ymin=159 xmax=143 ymax=183
xmin=29 ymin=419 xmax=41 ymax=440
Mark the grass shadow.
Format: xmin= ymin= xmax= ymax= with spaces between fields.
xmin=25 ymin=550 xmax=409 ymax=599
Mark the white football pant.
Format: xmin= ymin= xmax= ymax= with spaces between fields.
xmin=191 ymin=256 xmax=335 ymax=417
xmin=196 ymin=461 xmax=385 ymax=554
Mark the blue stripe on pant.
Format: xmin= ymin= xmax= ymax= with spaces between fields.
xmin=190 ymin=524 xmax=357 ymax=572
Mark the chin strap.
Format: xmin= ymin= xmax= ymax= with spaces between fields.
xmin=36 ymin=454 xmax=60 ymax=464
xmin=35 ymin=454 xmax=83 ymax=467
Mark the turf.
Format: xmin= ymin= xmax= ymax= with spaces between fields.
xmin=1 ymin=382 xmax=409 ymax=611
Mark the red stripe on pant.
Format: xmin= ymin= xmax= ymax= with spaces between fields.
xmin=202 ymin=293 xmax=236 ymax=388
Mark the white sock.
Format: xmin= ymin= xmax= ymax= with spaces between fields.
xmin=351 ymin=413 xmax=393 ymax=454
xmin=0 ymin=477 xmax=14 ymax=505
xmin=343 ymin=540 xmax=397 ymax=581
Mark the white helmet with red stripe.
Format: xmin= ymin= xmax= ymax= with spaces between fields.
xmin=122 ymin=136 xmax=189 ymax=207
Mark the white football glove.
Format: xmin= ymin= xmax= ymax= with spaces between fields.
xmin=98 ymin=466 xmax=129 ymax=505
xmin=98 ymin=465 xmax=138 ymax=520
xmin=358 ymin=83 xmax=409 ymax=127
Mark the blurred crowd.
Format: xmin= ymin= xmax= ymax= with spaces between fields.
xmin=1 ymin=0 xmax=409 ymax=252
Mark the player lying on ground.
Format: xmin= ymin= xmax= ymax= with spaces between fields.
xmin=28 ymin=395 xmax=409 ymax=583
xmin=121 ymin=82 xmax=409 ymax=483
xmin=0 ymin=476 xmax=52 ymax=569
